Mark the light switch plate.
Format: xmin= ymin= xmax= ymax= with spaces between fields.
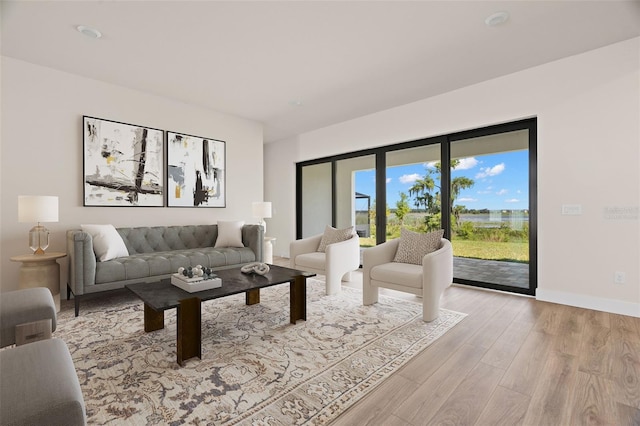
xmin=562 ymin=204 xmax=582 ymax=215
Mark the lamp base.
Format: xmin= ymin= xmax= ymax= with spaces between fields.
xmin=29 ymin=224 xmax=50 ymax=255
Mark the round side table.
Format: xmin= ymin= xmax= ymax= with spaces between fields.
xmin=10 ymin=252 xmax=66 ymax=312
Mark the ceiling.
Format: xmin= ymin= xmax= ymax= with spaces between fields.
xmin=2 ymin=1 xmax=639 ymax=143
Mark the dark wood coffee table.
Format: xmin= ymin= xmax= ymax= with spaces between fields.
xmin=126 ymin=265 xmax=315 ymax=366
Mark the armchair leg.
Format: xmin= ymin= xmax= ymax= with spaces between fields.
xmin=363 ymin=285 xmax=379 ymax=306
xmin=325 ymin=275 xmax=341 ymax=296
xmin=422 ymin=293 xmax=441 ymax=322
xmin=342 ymin=271 xmax=353 ymax=282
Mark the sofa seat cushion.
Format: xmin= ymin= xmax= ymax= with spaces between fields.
xmin=294 ymin=252 xmax=327 ymax=271
xmin=95 ymin=247 xmax=256 ymax=284
xmin=370 ymin=262 xmax=423 ymax=289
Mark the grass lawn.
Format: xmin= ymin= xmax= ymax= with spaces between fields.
xmin=359 ymin=237 xmax=528 ymax=263
xmin=451 ymin=239 xmax=528 ymax=262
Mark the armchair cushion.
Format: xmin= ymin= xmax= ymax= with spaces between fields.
xmin=370 ymin=262 xmax=423 ymax=289
xmin=393 ymin=228 xmax=444 ymax=265
xmin=292 ymin=252 xmax=327 ymax=270
xmin=317 ymin=225 xmax=354 ymax=252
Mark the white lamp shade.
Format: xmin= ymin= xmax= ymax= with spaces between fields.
xmin=252 ymin=201 xmax=272 ymax=219
xmin=18 ymin=196 xmax=59 ymax=223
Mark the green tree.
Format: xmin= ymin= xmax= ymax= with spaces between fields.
xmin=407 ymin=160 xmax=475 ymax=229
xmin=408 ymin=172 xmax=436 ymax=212
xmin=394 ymin=192 xmax=411 ymax=225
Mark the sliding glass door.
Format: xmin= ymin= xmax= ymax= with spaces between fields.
xmin=296 ymin=119 xmax=536 ymax=295
xmin=449 ymin=128 xmax=534 ymax=293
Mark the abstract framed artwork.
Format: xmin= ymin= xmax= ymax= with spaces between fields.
xmin=83 ymin=116 xmax=164 ymax=207
xmin=167 ymin=131 xmax=226 ymax=207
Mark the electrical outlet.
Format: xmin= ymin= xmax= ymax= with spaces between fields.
xmin=614 ymin=272 xmax=626 ymax=284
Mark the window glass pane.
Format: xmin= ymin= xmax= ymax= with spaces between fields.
xmin=385 ymin=144 xmax=441 ymax=239
xmin=301 ymin=162 xmax=332 ymax=238
xmin=450 ymin=129 xmax=529 ymax=289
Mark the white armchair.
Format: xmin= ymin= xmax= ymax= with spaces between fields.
xmin=290 ymin=231 xmax=360 ymax=295
xmin=363 ymin=238 xmax=453 ymax=322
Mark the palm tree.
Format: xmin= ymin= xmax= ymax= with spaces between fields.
xmin=407 ymin=160 xmax=475 ymax=226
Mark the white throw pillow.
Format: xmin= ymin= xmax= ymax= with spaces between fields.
xmin=215 ymin=221 xmax=245 ymax=248
xmin=81 ymin=224 xmax=129 ymax=262
xmin=317 ymin=225 xmax=354 ymax=253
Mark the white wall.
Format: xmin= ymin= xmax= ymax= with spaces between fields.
xmin=1 ymin=57 xmax=264 ymax=293
xmin=265 ymin=37 xmax=640 ymax=317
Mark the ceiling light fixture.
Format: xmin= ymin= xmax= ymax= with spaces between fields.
xmin=76 ymin=25 xmax=102 ymax=39
xmin=288 ymin=99 xmax=303 ymax=107
xmin=485 ymin=11 xmax=509 ymax=27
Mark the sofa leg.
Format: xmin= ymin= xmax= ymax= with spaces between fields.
xmin=66 ymin=284 xmax=71 ymax=300
xmin=74 ymin=297 xmax=80 ymax=317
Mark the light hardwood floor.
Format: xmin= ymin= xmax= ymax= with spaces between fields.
xmin=275 ymin=257 xmax=640 ymax=426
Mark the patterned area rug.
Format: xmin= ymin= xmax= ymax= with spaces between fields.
xmin=56 ymin=279 xmax=466 ymax=425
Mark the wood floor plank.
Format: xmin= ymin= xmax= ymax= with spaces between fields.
xmin=553 ymin=305 xmax=587 ymax=356
xmin=612 ymin=314 xmax=640 ymax=343
xmin=512 ymin=296 xmax=547 ymax=325
xmin=533 ymin=301 xmax=563 ymax=335
xmin=499 ymin=330 xmax=553 ymax=396
xmin=481 ymin=310 xmax=536 ymax=370
xmin=579 ymin=324 xmax=615 ymax=378
xmin=474 ymin=385 xmax=530 ymax=426
xmin=394 ymin=344 xmax=486 ymax=425
xmin=616 ymin=402 xmax=640 ymax=425
xmin=610 ymin=316 xmax=640 ymax=409
xmin=584 ymin=309 xmax=611 ymax=329
xmin=426 ymin=362 xmax=504 ymax=426
xmin=568 ymin=371 xmax=618 ymax=426
xmin=331 ymin=375 xmax=418 ymax=426
xmin=522 ymin=350 xmax=579 ymax=426
xmin=466 ymin=295 xmax=528 ymax=351
xmin=397 ymin=319 xmax=476 ymax=385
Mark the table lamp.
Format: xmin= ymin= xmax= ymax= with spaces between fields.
xmin=18 ymin=195 xmax=59 ymax=255
xmin=252 ymin=201 xmax=272 ymax=234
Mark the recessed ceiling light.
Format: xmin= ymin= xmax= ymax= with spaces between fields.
xmin=76 ymin=25 xmax=102 ymax=39
xmin=485 ymin=11 xmax=509 ymax=27
xmin=288 ymin=100 xmax=303 ymax=107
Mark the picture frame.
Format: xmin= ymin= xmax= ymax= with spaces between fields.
xmin=83 ymin=116 xmax=165 ymax=207
xmin=167 ymin=131 xmax=226 ymax=207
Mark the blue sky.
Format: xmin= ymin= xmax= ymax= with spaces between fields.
xmin=355 ymin=151 xmax=528 ymax=211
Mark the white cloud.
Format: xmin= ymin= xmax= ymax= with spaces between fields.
xmin=505 ymin=198 xmax=520 ymax=203
xmin=424 ymin=161 xmax=438 ymax=169
xmin=496 ymin=189 xmax=508 ymax=195
xmin=399 ymin=173 xmax=421 ymax=184
xmin=453 ymin=157 xmax=478 ymax=170
xmin=458 ymin=197 xmax=478 ymax=202
xmin=386 ymin=178 xmax=392 ymax=184
xmin=477 ymin=190 xmax=491 ymax=194
xmin=475 ymin=163 xmax=505 ymax=179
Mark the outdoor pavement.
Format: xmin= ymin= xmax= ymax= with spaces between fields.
xmin=454 ymin=256 xmax=529 ymax=289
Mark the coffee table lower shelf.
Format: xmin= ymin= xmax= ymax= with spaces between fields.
xmin=126 ymin=266 xmax=314 ymax=366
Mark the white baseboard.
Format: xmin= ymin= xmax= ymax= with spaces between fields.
xmin=536 ymin=289 xmax=640 ymax=318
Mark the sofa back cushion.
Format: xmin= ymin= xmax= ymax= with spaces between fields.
xmin=118 ymin=225 xmax=218 ymax=255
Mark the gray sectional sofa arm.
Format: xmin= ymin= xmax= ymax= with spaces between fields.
xmin=67 ymin=224 xmax=263 ymax=316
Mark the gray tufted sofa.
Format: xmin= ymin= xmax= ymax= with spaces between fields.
xmin=67 ymin=224 xmax=263 ymax=316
